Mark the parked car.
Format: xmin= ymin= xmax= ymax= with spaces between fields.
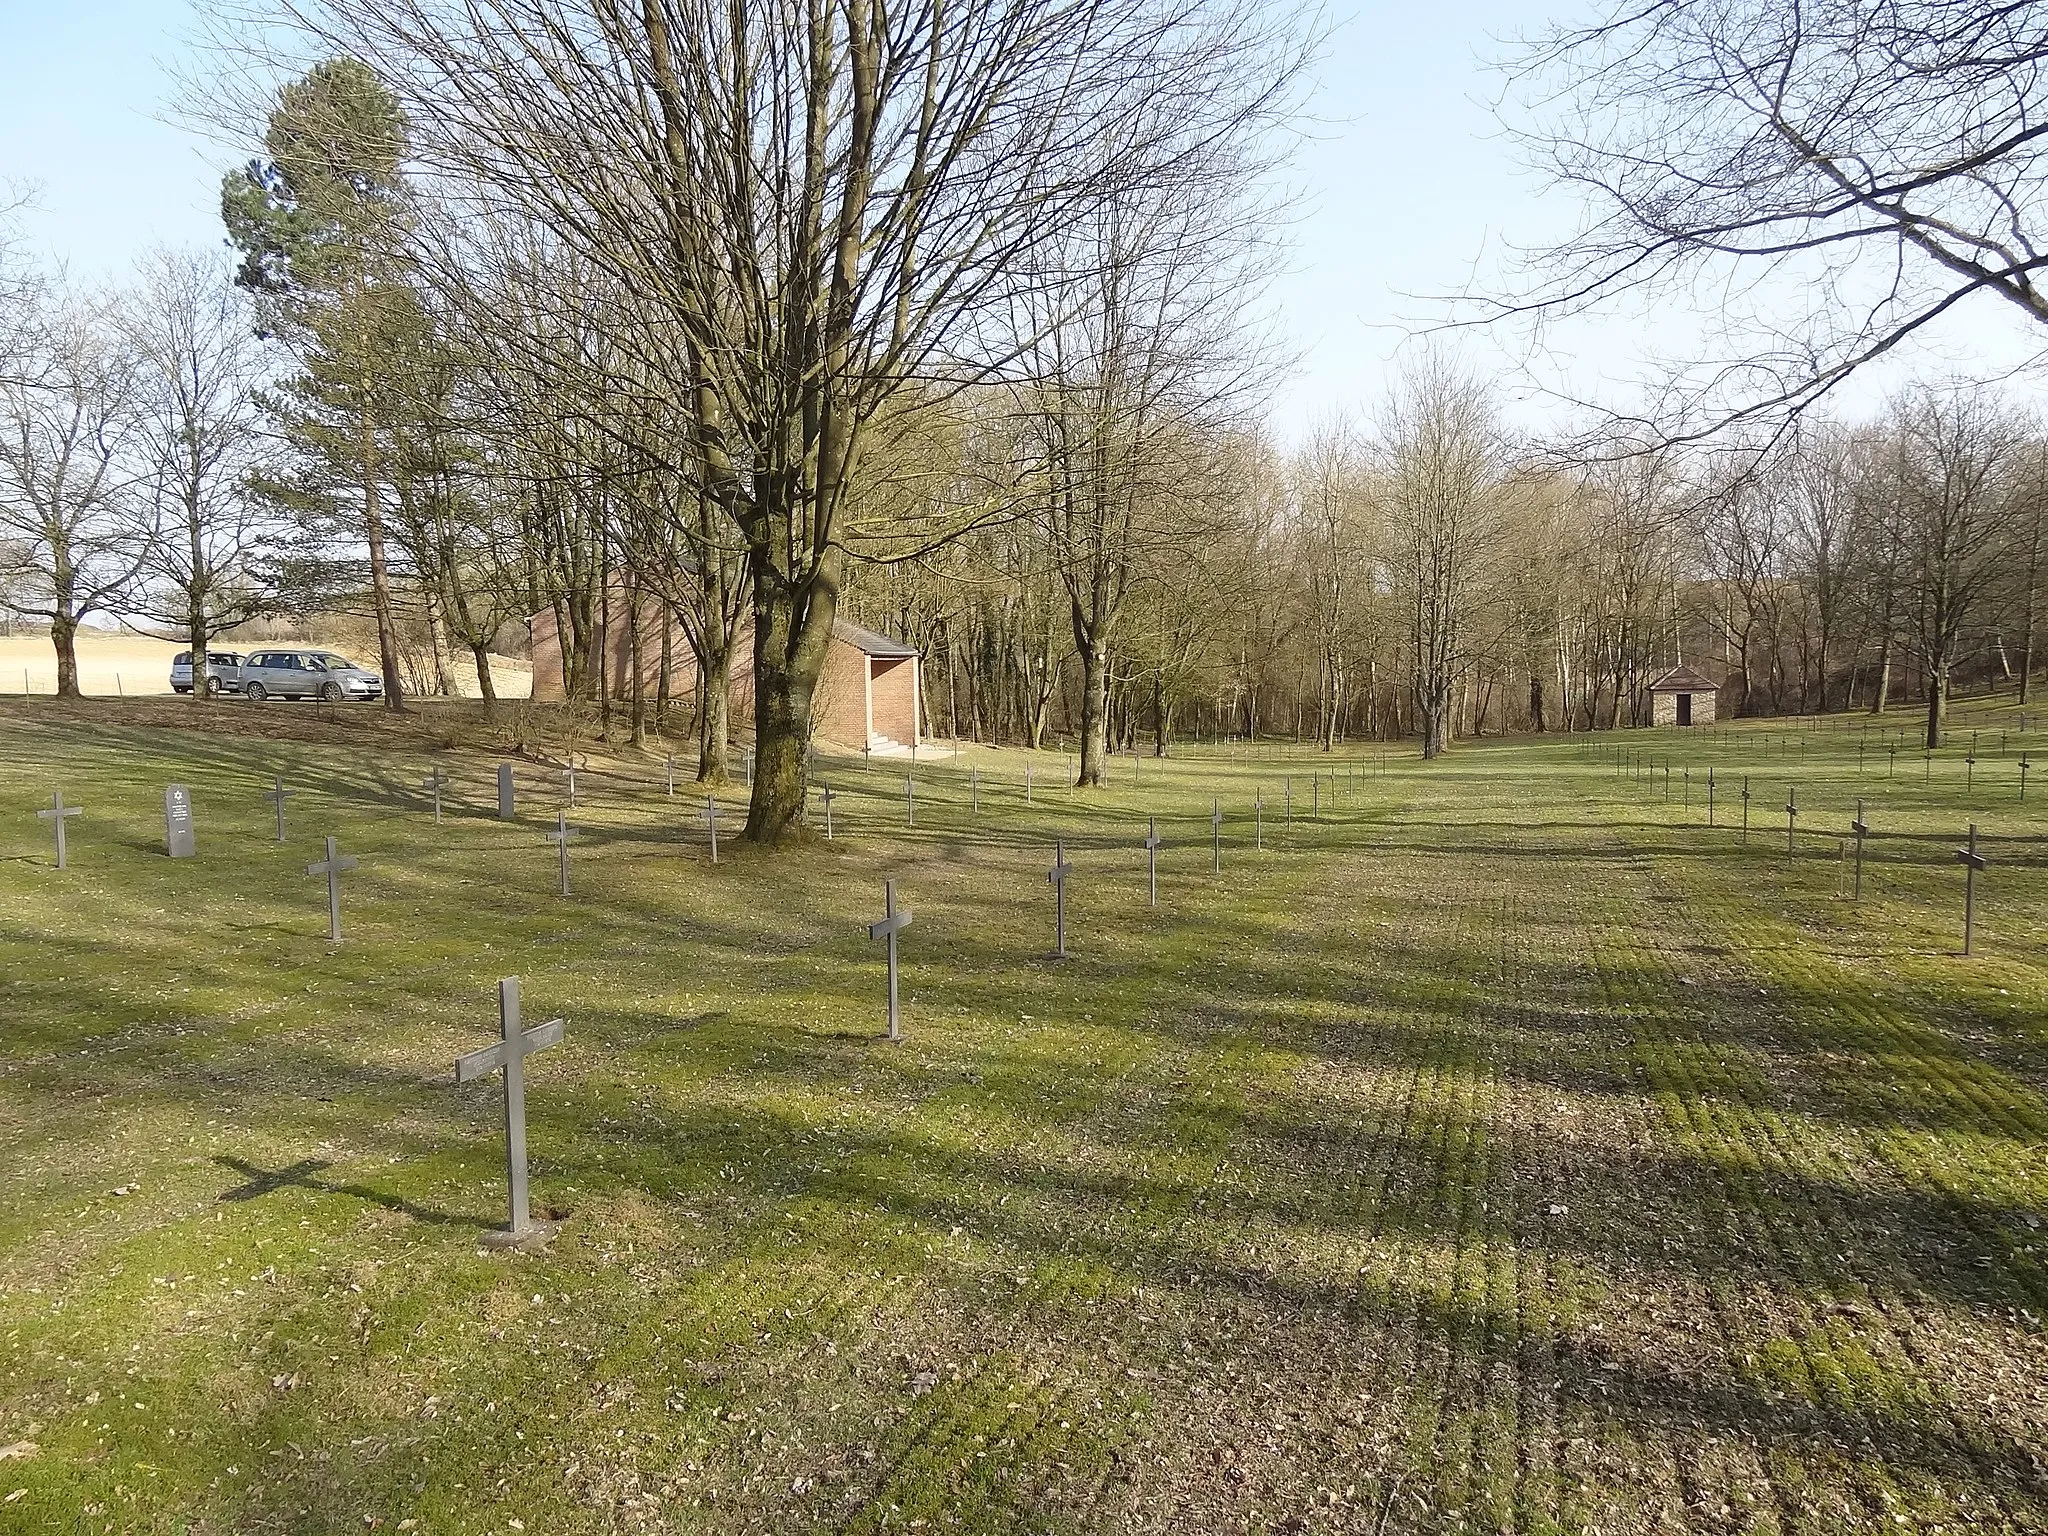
xmin=240 ymin=650 xmax=385 ymax=703
xmin=169 ymin=650 xmax=245 ymax=696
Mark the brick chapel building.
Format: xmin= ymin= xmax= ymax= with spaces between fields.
xmin=528 ymin=592 xmax=922 ymax=754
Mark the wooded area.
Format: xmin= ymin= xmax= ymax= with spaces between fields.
xmin=4 ymin=0 xmax=2048 ymax=835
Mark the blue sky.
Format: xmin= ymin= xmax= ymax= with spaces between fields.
xmin=3 ymin=0 xmax=2040 ymax=439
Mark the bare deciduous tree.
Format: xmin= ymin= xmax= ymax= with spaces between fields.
xmin=0 ymin=298 xmax=150 ymax=696
xmin=1376 ymin=359 xmax=1510 ymax=759
xmin=122 ymin=249 xmax=276 ymax=698
xmin=1493 ymin=1 xmax=2048 ymax=439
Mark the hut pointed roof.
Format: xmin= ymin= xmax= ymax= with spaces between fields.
xmin=1648 ymin=663 xmax=1718 ymax=693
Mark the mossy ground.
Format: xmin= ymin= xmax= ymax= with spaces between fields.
xmin=0 ymin=695 xmax=2043 ymax=1534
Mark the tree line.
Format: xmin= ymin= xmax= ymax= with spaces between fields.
xmin=4 ymin=0 xmax=2048 ymax=847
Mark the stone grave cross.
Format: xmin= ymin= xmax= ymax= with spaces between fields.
xmin=905 ymin=775 xmax=916 ymax=827
xmin=564 ymin=760 xmax=578 ymax=808
xmin=1144 ymin=817 xmax=1162 ymax=909
xmin=1048 ymin=839 xmax=1073 ymax=959
xmin=547 ymin=811 xmax=575 ymax=896
xmin=1740 ymin=776 xmax=1751 ymax=843
xmin=454 ymin=977 xmax=565 ymax=1246
xmin=866 ymin=879 xmax=914 ymax=1042
xmin=703 ymin=797 xmax=724 ymax=863
xmin=1955 ymin=824 xmax=1988 ymax=956
xmin=971 ymin=768 xmax=979 ymax=816
xmin=665 ymin=754 xmax=676 ymax=799
xmin=265 ymin=775 xmax=292 ymax=842
xmin=497 ymin=763 xmax=517 ymax=820
xmin=1255 ymin=792 xmax=1264 ymax=851
xmin=37 ymin=791 xmax=80 ymax=869
xmin=2023 ymin=754 xmax=2033 ymax=803
xmin=819 ymin=783 xmax=836 ymax=840
xmin=1212 ymin=799 xmax=1223 ymax=873
xmin=306 ymin=836 xmax=358 ymax=942
xmin=423 ymin=768 xmax=447 ymax=825
xmin=1850 ymin=800 xmax=1869 ymax=901
xmin=1785 ymin=786 xmax=1799 ymax=853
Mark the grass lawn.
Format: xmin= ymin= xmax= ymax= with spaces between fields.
xmin=1 ymin=694 xmax=2044 ymax=1534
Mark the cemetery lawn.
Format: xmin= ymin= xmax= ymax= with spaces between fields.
xmin=2 ymin=696 xmax=2046 ymax=1536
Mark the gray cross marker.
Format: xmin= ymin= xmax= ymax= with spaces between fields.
xmin=1255 ymin=792 xmax=1264 ymax=851
xmin=1212 ymin=799 xmax=1222 ymax=873
xmin=704 ymin=797 xmax=723 ymax=863
xmin=564 ymin=761 xmax=577 ymax=808
xmin=1048 ymin=839 xmax=1073 ymax=958
xmin=266 ymin=775 xmax=292 ymax=842
xmin=2023 ymin=755 xmax=2032 ymax=802
xmin=455 ymin=977 xmax=565 ymax=1246
xmin=867 ymin=880 xmax=914 ymax=1042
xmin=1706 ymin=767 xmax=1716 ymax=827
xmin=971 ymin=768 xmax=979 ymax=815
xmin=37 ymin=791 xmax=80 ymax=869
xmin=1312 ymin=774 xmax=1319 ymax=822
xmin=1285 ymin=778 xmax=1293 ymax=828
xmin=1955 ymin=824 xmax=1988 ymax=956
xmin=1025 ymin=765 xmax=1032 ymax=804
xmin=1740 ymin=776 xmax=1751 ymax=843
xmin=547 ymin=810 xmax=575 ymax=896
xmin=423 ymin=768 xmax=447 ymax=825
xmin=497 ymin=763 xmax=516 ymax=820
xmin=819 ymin=783 xmax=835 ymax=840
xmin=305 ymin=836 xmax=358 ymax=942
xmin=1851 ymin=800 xmax=1869 ymax=901
xmin=1888 ymin=743 xmax=1897 ymax=778
xmin=745 ymin=747 xmax=754 ymax=787
xmin=1144 ymin=817 xmax=1162 ymax=909
xmin=905 ymin=775 xmax=916 ymax=827
xmin=1785 ymin=786 xmax=1798 ymax=853
xmin=665 ymin=754 xmax=676 ymax=799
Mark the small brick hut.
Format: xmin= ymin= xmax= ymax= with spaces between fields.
xmin=1647 ymin=663 xmax=1718 ymax=727
xmin=529 ymin=596 xmax=921 ymax=753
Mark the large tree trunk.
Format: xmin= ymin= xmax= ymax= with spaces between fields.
xmin=469 ymin=641 xmax=497 ymax=707
xmin=744 ymin=553 xmax=838 ymax=841
xmin=1075 ymin=636 xmax=1109 ymax=785
xmin=628 ymin=573 xmax=647 ymax=748
xmin=1419 ymin=678 xmax=1451 ymax=759
xmin=697 ymin=646 xmax=732 ymax=783
xmin=1925 ymin=658 xmax=1947 ymax=749
xmin=360 ymin=400 xmax=405 ymax=712
xmin=50 ymin=610 xmax=80 ymax=699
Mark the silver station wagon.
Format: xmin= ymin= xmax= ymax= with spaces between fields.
xmin=169 ymin=650 xmax=244 ymax=696
xmin=240 ymin=649 xmax=385 ymax=703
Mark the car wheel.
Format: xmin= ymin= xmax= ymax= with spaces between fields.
xmin=320 ymin=681 xmax=344 ymax=702
xmin=245 ymin=682 xmax=267 ymax=702
xmin=204 ymin=676 xmax=223 ymax=697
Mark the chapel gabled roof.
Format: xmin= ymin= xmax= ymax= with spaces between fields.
xmin=833 ymin=619 xmax=919 ymax=659
xmin=1647 ymin=663 xmax=1718 ymax=693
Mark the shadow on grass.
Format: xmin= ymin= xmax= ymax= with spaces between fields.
xmin=214 ymin=1154 xmax=492 ymax=1231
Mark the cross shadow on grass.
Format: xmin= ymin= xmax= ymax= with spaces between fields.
xmin=214 ymin=1154 xmax=492 ymax=1230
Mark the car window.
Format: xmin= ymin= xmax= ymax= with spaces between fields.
xmin=174 ymin=651 xmax=191 ymax=665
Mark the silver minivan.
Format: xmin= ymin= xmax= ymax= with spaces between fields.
xmin=240 ymin=649 xmax=385 ymax=703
